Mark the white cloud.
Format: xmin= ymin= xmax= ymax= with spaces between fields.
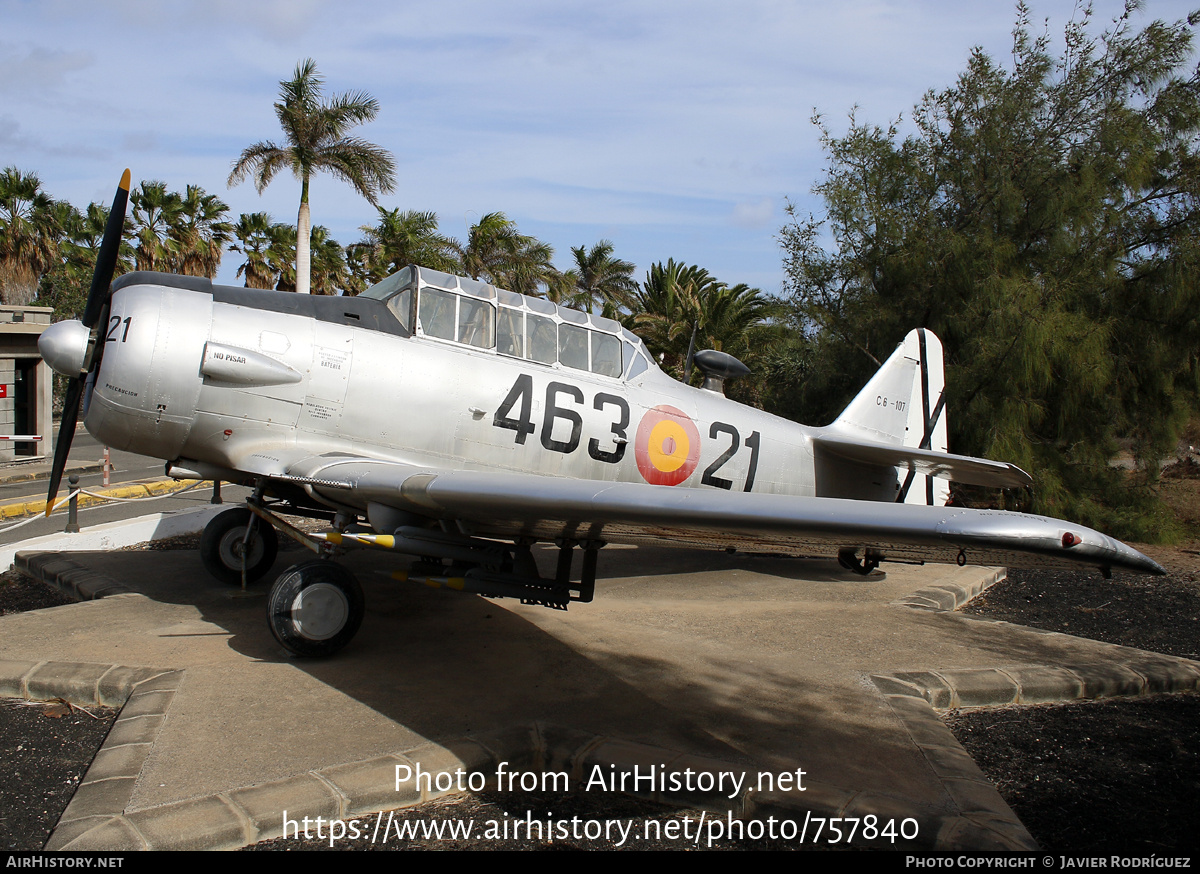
xmin=0 ymin=0 xmax=1193 ymax=291
xmin=731 ymin=198 xmax=776 ymax=229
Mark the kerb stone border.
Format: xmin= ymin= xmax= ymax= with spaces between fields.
xmin=0 ymin=658 xmax=181 ymax=851
xmin=875 ymin=570 xmax=1200 ymax=852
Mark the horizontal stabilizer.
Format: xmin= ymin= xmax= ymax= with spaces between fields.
xmin=812 ymin=435 xmax=1031 ymax=490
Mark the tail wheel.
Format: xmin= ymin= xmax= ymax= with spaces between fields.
xmin=200 ymin=507 xmax=279 ymax=585
xmin=267 ymin=560 xmax=364 ymax=657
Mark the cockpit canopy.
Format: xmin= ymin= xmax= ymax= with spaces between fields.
xmin=361 ymin=266 xmax=655 ymax=381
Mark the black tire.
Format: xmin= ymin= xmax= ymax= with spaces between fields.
xmin=200 ymin=507 xmax=279 ymax=585
xmin=266 ymin=560 xmax=365 ymax=657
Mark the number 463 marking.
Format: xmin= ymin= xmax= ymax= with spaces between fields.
xmin=493 ymin=374 xmax=628 ymax=463
xmin=493 ymin=374 xmax=761 ymax=491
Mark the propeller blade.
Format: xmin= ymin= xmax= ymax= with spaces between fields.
xmin=82 ymin=169 xmax=130 ymax=329
xmin=46 ymin=170 xmax=131 ymax=514
xmin=45 ymin=378 xmax=86 ymax=514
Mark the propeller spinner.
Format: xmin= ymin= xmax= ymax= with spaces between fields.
xmin=41 ymin=169 xmax=130 ymax=514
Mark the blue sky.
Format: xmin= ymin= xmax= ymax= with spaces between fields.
xmin=3 ymin=0 xmax=1196 ymax=293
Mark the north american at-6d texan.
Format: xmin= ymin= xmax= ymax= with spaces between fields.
xmin=38 ymin=172 xmax=1164 ymax=656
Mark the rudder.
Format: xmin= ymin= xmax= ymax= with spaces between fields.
xmin=828 ymin=329 xmax=949 ymax=506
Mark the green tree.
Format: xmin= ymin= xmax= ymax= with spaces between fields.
xmin=356 ymin=208 xmax=460 ymax=282
xmin=629 ymin=259 xmax=782 ymax=400
xmin=231 ymin=212 xmax=276 ymax=289
xmin=568 ymin=240 xmax=637 ymax=315
xmin=458 ymin=212 xmax=559 ymax=295
xmin=779 ymin=1 xmax=1200 ymax=536
xmin=130 ymin=181 xmax=183 ymax=273
xmin=171 ymin=185 xmax=232 ymax=279
xmin=228 ymin=58 xmax=396 ymax=294
xmin=0 ymin=167 xmax=63 ymax=305
xmin=36 ymin=200 xmax=134 ymax=321
xmin=266 ymin=222 xmax=298 ymax=292
xmin=307 ymin=225 xmax=348 ymax=295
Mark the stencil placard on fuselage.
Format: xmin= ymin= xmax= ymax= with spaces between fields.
xmin=302 ymin=344 xmax=352 ymax=430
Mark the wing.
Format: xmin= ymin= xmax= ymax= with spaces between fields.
xmin=244 ymin=453 xmax=1163 ymax=576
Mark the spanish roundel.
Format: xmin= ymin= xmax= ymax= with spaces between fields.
xmin=634 ymin=405 xmax=701 ymax=486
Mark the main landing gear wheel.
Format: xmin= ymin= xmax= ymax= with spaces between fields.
xmin=267 ymin=560 xmax=365 ymax=657
xmin=200 ymin=507 xmax=279 ymax=585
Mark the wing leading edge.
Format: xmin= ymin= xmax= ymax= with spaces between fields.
xmin=280 ymin=457 xmax=1163 ymax=576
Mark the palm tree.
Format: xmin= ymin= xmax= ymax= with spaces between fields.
xmin=570 ymin=240 xmax=637 ymax=315
xmin=544 ymin=268 xmax=582 ymax=307
xmin=228 ymin=58 xmax=397 ymax=294
xmin=35 ymin=200 xmax=134 ymax=321
xmin=0 ymin=167 xmax=62 ymax=305
xmin=266 ymin=223 xmax=298 ymax=291
xmin=357 ymin=207 xmax=460 ymax=282
xmin=231 ymin=212 xmax=276 ymax=289
xmin=130 ymin=181 xmax=183 ymax=273
xmin=458 ymin=212 xmax=558 ymax=295
xmin=171 ymin=185 xmax=232 ymax=278
xmin=629 ymin=259 xmax=717 ymax=370
xmin=307 ymin=225 xmax=348 ymax=295
xmin=343 ymin=241 xmax=374 ymax=295
xmin=629 ymin=260 xmax=783 ymax=381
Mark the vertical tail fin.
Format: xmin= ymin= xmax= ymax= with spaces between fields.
xmin=824 ymin=329 xmax=950 ymax=505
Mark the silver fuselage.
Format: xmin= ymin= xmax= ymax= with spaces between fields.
xmin=85 ymin=271 xmax=851 ymax=509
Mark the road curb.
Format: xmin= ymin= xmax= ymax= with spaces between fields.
xmin=0 ymin=464 xmax=103 ymax=486
xmin=866 ymin=584 xmax=1200 ymax=852
xmin=0 ymin=478 xmax=210 ymax=522
xmin=2 ymin=504 xmax=227 ymax=571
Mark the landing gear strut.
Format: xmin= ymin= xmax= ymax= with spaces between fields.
xmin=200 ymin=507 xmax=280 ymax=585
xmin=838 ymin=548 xmax=881 ymax=576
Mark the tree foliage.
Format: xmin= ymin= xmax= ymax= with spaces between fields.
xmin=629 ymin=259 xmax=784 ymax=404
xmin=354 ymin=207 xmax=460 ymax=283
xmin=779 ymin=1 xmax=1200 ymax=536
xmin=0 ymin=167 xmax=62 ymax=305
xmin=567 ymin=240 xmax=638 ymax=315
xmin=458 ymin=211 xmax=560 ymax=295
xmin=228 ymin=58 xmax=396 ymax=294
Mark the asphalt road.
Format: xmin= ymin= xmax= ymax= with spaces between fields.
xmin=0 ymin=426 xmax=251 ymax=545
xmin=0 ymin=429 xmax=166 ymax=504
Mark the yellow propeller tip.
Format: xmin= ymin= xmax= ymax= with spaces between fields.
xmin=119 ymin=169 xmax=131 ymax=191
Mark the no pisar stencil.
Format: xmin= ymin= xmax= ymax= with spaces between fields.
xmin=634 ymin=405 xmax=700 ymax=485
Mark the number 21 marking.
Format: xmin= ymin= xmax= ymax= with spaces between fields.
xmin=701 ymin=423 xmax=760 ymax=492
xmin=106 ymin=315 xmax=131 ymax=343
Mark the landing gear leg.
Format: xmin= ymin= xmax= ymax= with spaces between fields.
xmin=838 ymin=548 xmax=881 ymax=576
xmin=200 ymin=507 xmax=280 ymax=586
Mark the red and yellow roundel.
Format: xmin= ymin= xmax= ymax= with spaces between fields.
xmin=635 ymin=405 xmax=701 ymax=486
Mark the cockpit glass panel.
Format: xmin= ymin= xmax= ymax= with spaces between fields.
xmin=497 ymin=306 xmax=524 ymax=358
xmin=418 ymin=287 xmax=456 ymax=340
xmin=625 ymin=343 xmax=649 ymax=380
xmin=526 ymin=296 xmax=556 ymax=316
xmin=497 ymin=288 xmax=523 ymax=307
xmin=359 ymin=266 xmax=412 ymax=300
xmin=558 ymin=323 xmax=590 ymax=371
xmin=591 ymin=313 xmax=621 ymax=334
xmin=458 ymin=276 xmax=496 ymax=300
xmin=526 ymin=314 xmax=557 ymax=364
xmin=558 ymin=306 xmax=587 ymax=325
xmin=591 ymin=332 xmax=622 ymax=377
xmin=419 ymin=267 xmax=459 ymax=291
xmin=386 ymin=288 xmax=412 ymax=331
xmin=457 ymin=296 xmax=495 ymax=348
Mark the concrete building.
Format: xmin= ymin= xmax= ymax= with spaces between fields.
xmin=0 ymin=305 xmax=54 ymax=462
